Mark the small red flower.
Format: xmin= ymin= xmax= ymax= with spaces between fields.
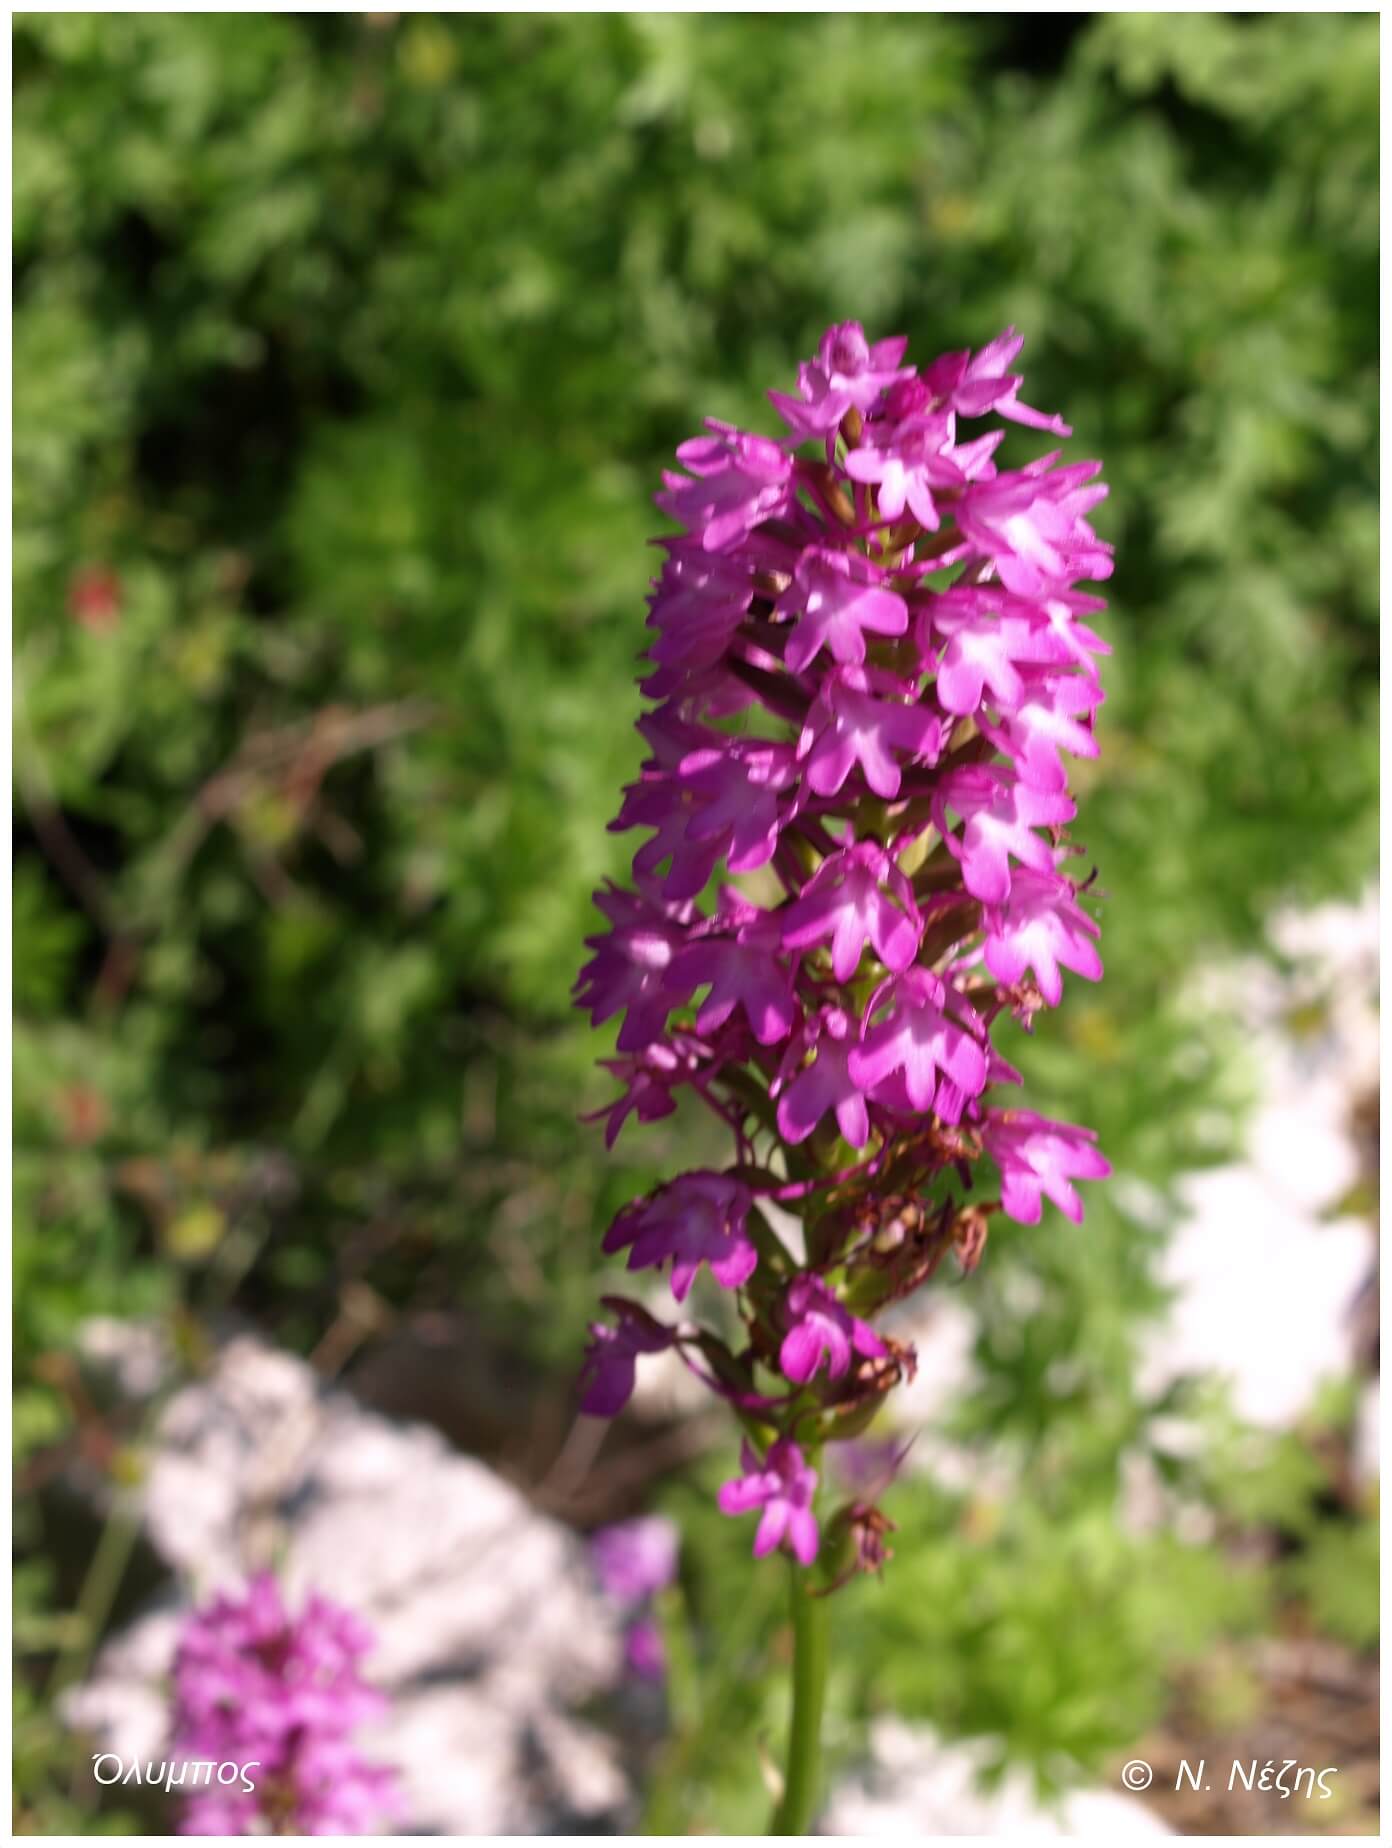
xmin=68 ymin=565 xmax=122 ymax=634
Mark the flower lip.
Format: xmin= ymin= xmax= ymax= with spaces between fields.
xmin=778 ymin=1274 xmax=887 ymax=1385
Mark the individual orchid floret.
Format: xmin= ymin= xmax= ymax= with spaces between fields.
xmin=843 ymin=410 xmax=964 ymax=532
xmin=718 ymin=1438 xmax=820 ymax=1565
xmin=982 ymin=1110 xmax=1112 ymax=1224
xmin=922 ymin=328 xmax=1071 ymax=436
xmin=799 ymin=667 xmax=943 ymax=800
xmin=656 ymin=423 xmax=793 ymax=552
xmin=617 ymin=780 xmax=726 ymax=902
xmin=591 ymin=1516 xmax=680 ymax=1684
xmin=579 ymin=1298 xmax=678 ymax=1416
xmin=924 ymin=588 xmax=1069 ymax=716
xmin=775 ymin=548 xmax=909 ymax=673
xmin=932 ymin=763 xmax=1076 ymax=905
xmin=813 ymin=323 xmax=915 ymax=411
xmin=773 ymin=1006 xmax=871 ymax=1149
xmin=586 ymin=1046 xmax=684 ymax=1149
xmin=781 ymin=843 xmax=921 ymax=982
xmin=613 ymin=712 xmax=801 ymax=899
xmin=870 ymin=375 xmax=1007 ymax=482
xmin=676 ymin=736 xmax=799 ymax=873
xmin=779 ymin=1275 xmax=887 ymax=1385
xmin=769 ymin=322 xmax=913 ymax=442
xmin=849 ymin=968 xmax=988 ymax=1117
xmin=604 ymin=1171 xmax=757 ymax=1302
xmin=981 ymin=867 xmax=1103 ymax=1007
xmin=1035 ymin=588 xmax=1113 ymax=677
xmin=980 ymin=667 xmax=1103 ymax=792
xmin=574 ymin=882 xmax=696 ymax=1052
xmin=646 ymin=546 xmax=755 ymax=672
xmin=674 ymin=899 xmax=799 ymax=1044
xmin=955 ymin=457 xmax=1113 ymax=597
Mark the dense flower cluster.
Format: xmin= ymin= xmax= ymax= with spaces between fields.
xmin=590 ymin=1515 xmax=680 ymax=1680
xmin=576 ymin=323 xmax=1111 ymax=1577
xmin=168 ymin=1573 xmax=399 ymax=1835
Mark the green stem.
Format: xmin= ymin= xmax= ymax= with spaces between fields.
xmin=770 ymin=1555 xmax=829 ymax=1835
xmin=44 ymin=1503 xmax=141 ymax=1706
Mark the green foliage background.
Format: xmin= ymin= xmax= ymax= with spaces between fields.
xmin=13 ymin=13 xmax=1377 ymax=1834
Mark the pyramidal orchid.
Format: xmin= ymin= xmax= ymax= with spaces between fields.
xmin=167 ymin=1574 xmax=399 ymax=1836
xmin=575 ymin=321 xmax=1112 ymax=1830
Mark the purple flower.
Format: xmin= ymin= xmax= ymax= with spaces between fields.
xmin=781 ymin=843 xmax=921 ymax=982
xmin=591 ymin=1516 xmax=680 ymax=1604
xmin=843 ymin=410 xmax=964 ymax=532
xmin=769 ymin=322 xmax=913 ymax=441
xmin=921 ymin=328 xmax=1071 ymax=436
xmin=774 ymin=1007 xmax=871 ymax=1149
xmin=657 ymin=422 xmax=793 ymax=551
xmin=617 ymin=780 xmax=725 ymax=902
xmin=776 ymin=547 xmax=909 ymax=673
xmin=849 ymin=968 xmax=989 ymax=1116
xmin=604 ymin=1171 xmax=757 ymax=1302
xmin=587 ymin=1046 xmax=685 ymax=1149
xmin=646 ymin=546 xmax=754 ymax=672
xmin=925 ymin=588 xmax=1069 ymax=716
xmin=814 ymin=322 xmax=914 ymax=409
xmin=590 ymin=1517 xmax=680 ymax=1686
xmin=867 ymin=422 xmax=957 ymax=491
xmin=799 ymin=667 xmax=943 ymax=800
xmin=717 ymin=1438 xmax=820 ymax=1566
xmin=933 ymin=764 xmax=1076 ymax=905
xmin=612 ymin=713 xmax=801 ymax=900
xmin=574 ymin=882 xmax=697 ymax=1052
xmin=673 ymin=905 xmax=799 ymax=1045
xmin=579 ymin=1299 xmax=677 ymax=1416
xmin=981 ymin=668 xmax=1103 ymax=792
xmin=169 ymin=1574 xmax=399 ymax=1836
xmin=955 ymin=457 xmax=1113 ymax=597
xmin=676 ymin=736 xmax=799 ymax=873
xmin=1034 ymin=588 xmax=1113 ymax=676
xmin=779 ymin=1275 xmax=886 ymax=1385
xmin=982 ymin=1109 xmax=1112 ymax=1224
xmin=982 ymin=867 xmax=1103 ymax=1006
xmin=830 ymin=1436 xmax=914 ymax=1499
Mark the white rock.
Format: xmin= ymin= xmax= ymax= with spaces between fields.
xmin=1137 ymin=892 xmax=1377 ymax=1432
xmin=1137 ymin=1173 xmax=1370 ymax=1430
xmin=824 ymin=1718 xmax=1170 ymax=1836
